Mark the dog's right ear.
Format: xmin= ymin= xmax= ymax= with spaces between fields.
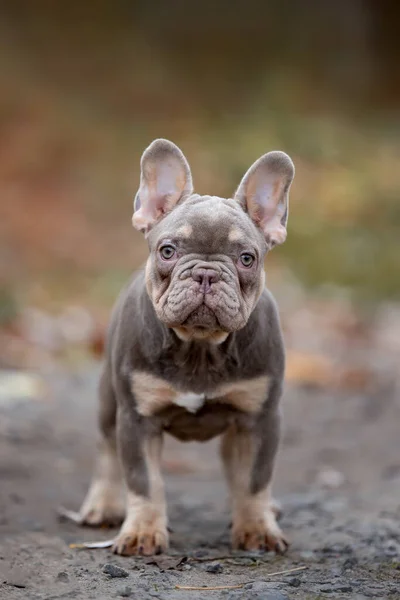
xmin=132 ymin=139 xmax=193 ymax=235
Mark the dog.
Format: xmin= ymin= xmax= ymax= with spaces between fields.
xmin=77 ymin=139 xmax=295 ymax=556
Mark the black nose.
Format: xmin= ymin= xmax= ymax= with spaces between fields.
xmin=192 ymin=267 xmax=220 ymax=294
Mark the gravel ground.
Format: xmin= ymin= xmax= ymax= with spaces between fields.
xmin=0 ymin=365 xmax=399 ymax=600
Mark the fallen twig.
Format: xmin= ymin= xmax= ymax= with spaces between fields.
xmin=188 ymin=555 xmax=235 ymax=563
xmin=175 ymin=565 xmax=307 ymax=591
xmin=57 ymin=506 xmax=84 ymax=524
xmin=176 ymin=584 xmax=243 ymax=591
xmin=69 ymin=539 xmax=114 ymax=549
xmin=257 ymin=565 xmax=307 ymax=577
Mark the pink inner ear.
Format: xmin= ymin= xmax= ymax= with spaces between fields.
xmin=132 ymin=204 xmax=160 ymax=235
xmin=247 ymin=178 xmax=287 ymax=244
xmin=262 ymin=218 xmax=287 ymax=245
xmin=132 ymin=156 xmax=190 ymax=235
xmin=235 ymin=150 xmax=293 ymax=246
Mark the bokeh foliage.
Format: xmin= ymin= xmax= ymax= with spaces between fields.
xmin=0 ymin=1 xmax=399 ymax=310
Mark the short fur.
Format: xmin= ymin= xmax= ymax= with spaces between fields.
xmin=76 ymin=139 xmax=295 ymax=556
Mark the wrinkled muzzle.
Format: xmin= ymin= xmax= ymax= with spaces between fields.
xmin=153 ymin=260 xmax=251 ymax=332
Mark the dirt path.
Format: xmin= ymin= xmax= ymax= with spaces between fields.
xmin=0 ymin=365 xmax=399 ymax=599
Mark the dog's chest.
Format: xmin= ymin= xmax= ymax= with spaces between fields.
xmin=173 ymin=392 xmax=205 ymax=413
xmin=130 ymin=371 xmax=270 ymax=417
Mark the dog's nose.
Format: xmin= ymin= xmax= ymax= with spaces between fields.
xmin=192 ymin=267 xmax=220 ymax=294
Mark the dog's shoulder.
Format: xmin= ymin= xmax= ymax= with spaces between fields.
xmin=234 ymin=287 xmax=285 ymax=379
xmin=107 ymin=270 xmax=145 ymax=329
xmin=105 ymin=270 xmax=161 ymax=360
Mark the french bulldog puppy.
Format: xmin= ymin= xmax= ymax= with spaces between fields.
xmin=78 ymin=139 xmax=295 ymax=556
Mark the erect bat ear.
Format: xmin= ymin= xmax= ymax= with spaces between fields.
xmin=132 ymin=139 xmax=193 ymax=236
xmin=234 ymin=151 xmax=295 ymax=247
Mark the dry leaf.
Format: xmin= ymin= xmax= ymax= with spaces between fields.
xmin=337 ymin=367 xmax=374 ymax=391
xmin=286 ymin=350 xmax=335 ymax=388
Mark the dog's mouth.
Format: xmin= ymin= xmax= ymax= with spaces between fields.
xmin=173 ymin=304 xmax=228 ymax=344
xmin=183 ymin=303 xmax=219 ymax=329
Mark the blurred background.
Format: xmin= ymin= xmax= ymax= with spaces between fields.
xmin=0 ymin=0 xmax=399 ymax=379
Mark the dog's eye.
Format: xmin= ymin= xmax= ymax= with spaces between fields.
xmin=240 ymin=253 xmax=254 ymax=267
xmin=160 ymin=245 xmax=176 ymax=260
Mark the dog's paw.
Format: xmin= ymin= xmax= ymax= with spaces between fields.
xmin=112 ymin=518 xmax=169 ymax=556
xmin=232 ymin=509 xmax=289 ymax=554
xmin=79 ymin=482 xmax=125 ymax=527
xmin=270 ymin=498 xmax=283 ymax=521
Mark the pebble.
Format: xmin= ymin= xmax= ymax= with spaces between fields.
xmin=287 ymin=576 xmax=301 ymax=587
xmin=343 ymin=556 xmax=358 ymax=569
xmin=320 ymin=583 xmax=353 ymax=593
xmin=56 ymin=571 xmax=69 ymax=582
xmin=116 ymin=586 xmax=132 ymax=597
xmin=205 ymin=562 xmax=223 ymax=574
xmin=316 ymin=467 xmax=345 ymax=489
xmin=299 ymin=550 xmax=315 ymax=560
xmin=102 ymin=564 xmax=129 ymax=578
xmin=382 ymin=540 xmax=400 ymax=557
xmin=193 ymin=549 xmax=209 ymax=558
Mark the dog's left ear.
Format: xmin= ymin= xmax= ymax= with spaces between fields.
xmin=132 ymin=139 xmax=193 ymax=235
xmin=234 ymin=151 xmax=295 ymax=247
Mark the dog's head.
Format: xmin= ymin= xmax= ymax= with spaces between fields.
xmin=133 ymin=139 xmax=294 ymax=343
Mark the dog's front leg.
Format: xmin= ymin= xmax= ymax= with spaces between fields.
xmin=221 ymin=385 xmax=288 ymax=554
xmin=112 ymin=383 xmax=168 ymax=556
xmin=79 ymin=365 xmax=125 ymax=526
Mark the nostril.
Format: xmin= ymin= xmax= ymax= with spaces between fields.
xmin=208 ymin=271 xmax=220 ymax=284
xmin=192 ymin=268 xmax=206 ymax=283
xmin=192 ymin=267 xmax=220 ymax=292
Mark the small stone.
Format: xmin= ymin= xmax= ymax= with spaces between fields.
xmin=56 ymin=571 xmax=69 ymax=582
xmin=288 ymin=577 xmax=301 ymax=587
xmin=322 ymin=542 xmax=353 ymax=556
xmin=206 ymin=562 xmax=223 ymax=574
xmin=299 ymin=550 xmax=315 ymax=560
xmin=102 ymin=564 xmax=129 ymax=578
xmin=320 ymin=583 xmax=353 ymax=593
xmin=193 ymin=549 xmax=208 ymax=558
xmin=316 ymin=466 xmax=345 ymax=489
xmin=382 ymin=540 xmax=400 ymax=557
xmin=117 ymin=586 xmax=132 ymax=597
xmin=320 ymin=584 xmax=335 ymax=593
xmin=343 ymin=557 xmax=358 ymax=570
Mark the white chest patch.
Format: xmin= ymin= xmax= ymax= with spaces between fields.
xmin=131 ymin=371 xmax=270 ymax=417
xmin=174 ymin=393 xmax=205 ymax=413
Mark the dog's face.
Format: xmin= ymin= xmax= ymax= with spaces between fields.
xmin=132 ymin=140 xmax=294 ymax=343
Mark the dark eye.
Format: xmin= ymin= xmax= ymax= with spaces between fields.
xmin=160 ymin=245 xmax=176 ymax=260
xmin=240 ymin=253 xmax=254 ymax=267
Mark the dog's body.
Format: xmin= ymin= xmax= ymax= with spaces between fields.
xmin=78 ymin=139 xmax=295 ymax=556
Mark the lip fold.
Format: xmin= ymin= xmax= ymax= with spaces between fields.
xmin=183 ymin=303 xmax=219 ymax=329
